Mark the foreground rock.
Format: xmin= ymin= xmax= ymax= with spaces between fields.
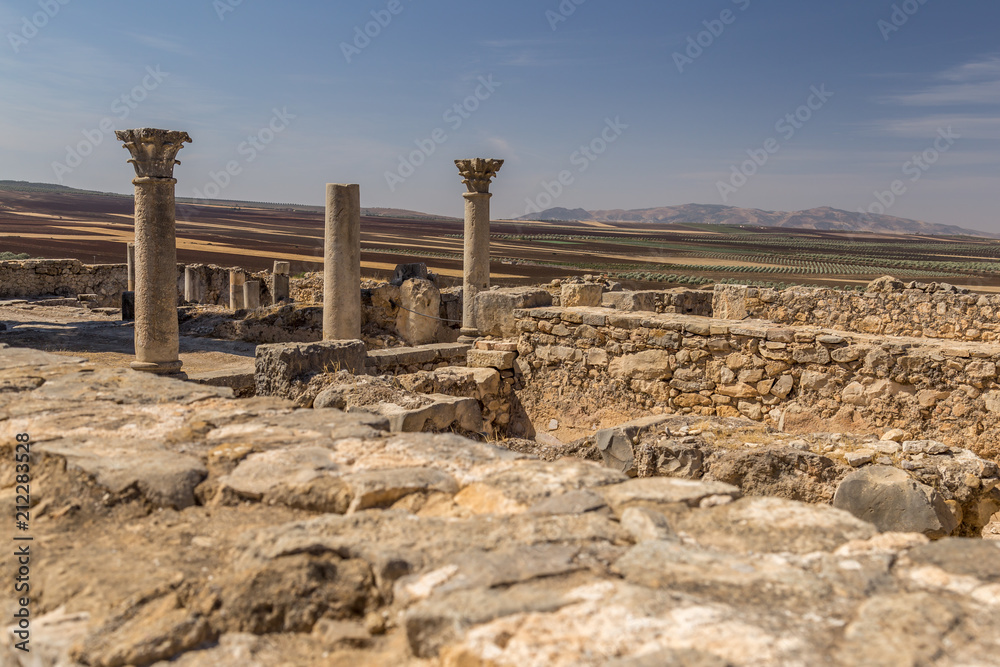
xmin=3 ymin=347 xmax=1000 ymax=666
xmin=834 ymin=466 xmax=958 ymax=539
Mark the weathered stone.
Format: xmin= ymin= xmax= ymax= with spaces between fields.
xmin=255 ymin=340 xmax=367 ymax=397
xmin=457 ymin=159 xmax=502 ymax=337
xmin=396 ymin=278 xmax=441 ymax=345
xmin=561 ymin=283 xmax=603 ymax=308
xmin=474 ymin=288 xmax=552 ymax=337
xmin=609 ymin=350 xmax=672 ymax=381
xmin=324 ymin=183 xmax=362 ymax=340
xmin=116 ymin=128 xmax=191 ymax=375
xmin=833 ymin=466 xmax=958 ymax=538
xmin=712 ymin=284 xmax=748 ymax=320
xmin=467 ymin=349 xmax=516 ymax=371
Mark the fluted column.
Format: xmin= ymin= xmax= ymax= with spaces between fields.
xmin=116 ymin=128 xmax=191 ymax=375
xmin=455 ymin=158 xmax=503 ymax=340
xmin=323 ymin=184 xmax=361 ymax=340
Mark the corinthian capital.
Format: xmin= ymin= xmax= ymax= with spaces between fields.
xmin=116 ymin=128 xmax=192 ymax=179
xmin=456 ymin=158 xmax=504 ymax=194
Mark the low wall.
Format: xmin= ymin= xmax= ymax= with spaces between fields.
xmin=714 ymin=283 xmax=1000 ymax=343
xmin=512 ymin=306 xmax=1000 ymax=459
xmin=0 ymin=260 xmax=126 ymax=307
xmin=0 ymin=259 xmax=268 ymax=309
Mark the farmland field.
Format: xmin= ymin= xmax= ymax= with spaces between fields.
xmin=3 ymin=186 xmax=1000 ymax=291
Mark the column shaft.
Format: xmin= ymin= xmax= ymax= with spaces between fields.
xmin=126 ymin=242 xmax=136 ymax=291
xmin=323 ymin=184 xmax=361 ymax=340
xmin=273 ymin=261 xmax=291 ymax=303
xmin=230 ymin=270 xmax=245 ymax=310
xmin=462 ymin=192 xmax=492 ymax=335
xmin=244 ymin=280 xmax=261 ymax=309
xmin=184 ymin=266 xmax=202 ymax=304
xmin=132 ymin=177 xmax=181 ymax=373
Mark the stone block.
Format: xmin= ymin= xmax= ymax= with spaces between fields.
xmin=609 ymin=350 xmax=672 ymax=381
xmin=467 ymin=349 xmax=516 ymax=371
xmin=602 ymin=291 xmax=657 ymax=312
xmin=712 ymin=284 xmax=749 ymax=320
xmin=396 ymin=278 xmax=441 ymax=345
xmin=833 ymin=466 xmax=958 ymax=539
xmin=255 ymin=340 xmax=366 ymax=397
xmin=561 ymin=283 xmax=604 ymax=308
xmin=475 ymin=288 xmax=553 ymax=337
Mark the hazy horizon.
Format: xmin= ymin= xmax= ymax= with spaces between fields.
xmin=2 ymin=1 xmax=998 ymax=231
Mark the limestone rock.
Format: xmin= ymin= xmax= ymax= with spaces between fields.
xmin=833 ymin=466 xmax=958 ymax=538
xmin=561 ymin=283 xmax=603 ymax=308
xmin=609 ymin=350 xmax=672 ymax=381
xmin=396 ymin=278 xmax=441 ymax=345
xmin=255 ymin=340 xmax=367 ymax=398
xmin=473 ymin=288 xmax=552 ymax=337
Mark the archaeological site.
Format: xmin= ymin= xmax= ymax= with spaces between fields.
xmin=3 ymin=129 xmax=1000 ymax=666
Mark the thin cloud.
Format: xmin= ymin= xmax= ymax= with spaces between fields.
xmin=124 ymin=32 xmax=197 ymax=58
xmin=883 ymin=55 xmax=1000 ymax=106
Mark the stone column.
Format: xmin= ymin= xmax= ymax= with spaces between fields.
xmin=184 ymin=266 xmax=203 ymax=304
xmin=323 ymin=184 xmax=361 ymax=341
xmin=126 ymin=242 xmax=136 ymax=291
xmin=116 ymin=128 xmax=191 ymax=375
xmin=230 ymin=270 xmax=245 ymax=310
xmin=273 ymin=261 xmax=290 ymax=303
xmin=243 ymin=280 xmax=261 ymax=309
xmin=455 ymin=158 xmax=503 ymax=340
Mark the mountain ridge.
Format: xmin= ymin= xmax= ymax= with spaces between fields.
xmin=516 ymin=203 xmax=996 ymax=238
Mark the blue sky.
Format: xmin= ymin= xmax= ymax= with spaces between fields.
xmin=1 ymin=0 xmax=998 ymax=231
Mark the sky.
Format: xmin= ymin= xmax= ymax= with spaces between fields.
xmin=1 ymin=0 xmax=998 ymax=232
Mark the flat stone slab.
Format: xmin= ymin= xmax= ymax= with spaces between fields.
xmin=366 ymin=343 xmax=471 ymax=370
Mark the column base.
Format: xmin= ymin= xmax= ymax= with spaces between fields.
xmin=130 ymin=360 xmax=184 ymax=375
xmin=458 ymin=328 xmax=481 ymax=344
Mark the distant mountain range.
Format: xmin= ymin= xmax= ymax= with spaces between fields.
xmin=0 ymin=181 xmax=455 ymax=221
xmin=515 ymin=204 xmax=994 ymax=238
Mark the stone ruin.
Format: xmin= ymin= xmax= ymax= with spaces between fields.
xmin=2 ymin=130 xmax=1000 ymax=665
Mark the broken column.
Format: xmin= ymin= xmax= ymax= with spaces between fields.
xmin=184 ymin=266 xmax=203 ymax=304
xmin=323 ymin=184 xmax=361 ymax=341
xmin=244 ymin=280 xmax=261 ymax=309
xmin=122 ymin=242 xmax=135 ymax=322
xmin=229 ymin=270 xmax=245 ymax=310
xmin=455 ymin=158 xmax=503 ymax=340
xmin=126 ymin=242 xmax=135 ymax=291
xmin=116 ymin=128 xmax=191 ymax=375
xmin=273 ymin=261 xmax=290 ymax=303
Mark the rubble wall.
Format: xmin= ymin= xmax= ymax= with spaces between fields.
xmin=0 ymin=259 xmax=265 ymax=308
xmin=715 ymin=283 xmax=1000 ymax=343
xmin=513 ymin=306 xmax=1000 ymax=459
xmin=0 ymin=259 xmax=126 ymax=306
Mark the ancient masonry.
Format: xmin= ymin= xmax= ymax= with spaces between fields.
xmin=456 ymin=158 xmax=503 ymax=340
xmin=324 ymin=183 xmax=362 ymax=341
xmin=116 ymin=128 xmax=192 ymax=375
xmin=4 ymin=150 xmax=1000 ymax=664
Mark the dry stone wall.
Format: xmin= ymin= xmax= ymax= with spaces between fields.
xmin=715 ymin=282 xmax=1000 ymax=342
xmin=0 ymin=260 xmax=126 ymax=307
xmin=513 ymin=306 xmax=1000 ymax=459
xmin=0 ymin=259 xmax=265 ymax=308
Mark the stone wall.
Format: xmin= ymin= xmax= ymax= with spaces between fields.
xmin=715 ymin=282 xmax=1000 ymax=343
xmin=9 ymin=345 xmax=1000 ymax=665
xmin=0 ymin=260 xmax=126 ymax=307
xmin=0 ymin=259 xmax=266 ymax=308
xmin=512 ymin=306 xmax=1000 ymax=459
